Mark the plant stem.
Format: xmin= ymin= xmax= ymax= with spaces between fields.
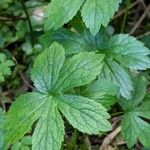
xmin=120 ymin=0 xmax=130 ymax=33
xmin=111 ymin=112 xmax=124 ymax=117
xmin=19 ymin=0 xmax=34 ymax=48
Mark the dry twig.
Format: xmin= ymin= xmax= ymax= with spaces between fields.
xmin=112 ymin=1 xmax=138 ymax=20
xmin=130 ymin=5 xmax=150 ymax=35
xmin=100 ymin=126 xmax=121 ymax=150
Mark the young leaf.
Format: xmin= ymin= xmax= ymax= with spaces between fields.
xmin=6 ymin=42 xmax=111 ymax=149
xmin=119 ymin=76 xmax=150 ymax=148
xmin=44 ymin=0 xmax=85 ymax=31
xmin=100 ymin=34 xmax=150 ymax=70
xmin=81 ymin=0 xmax=121 ymax=35
xmin=0 ymin=53 xmax=14 ymax=82
xmin=56 ymin=94 xmax=111 ymax=134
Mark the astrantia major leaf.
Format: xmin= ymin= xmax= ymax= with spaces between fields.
xmin=5 ymin=42 xmax=111 ymax=150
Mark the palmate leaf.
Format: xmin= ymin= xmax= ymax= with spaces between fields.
xmin=44 ymin=0 xmax=121 ymax=35
xmin=0 ymin=53 xmax=14 ymax=82
xmin=119 ymin=76 xmax=150 ymax=148
xmin=6 ymin=42 xmax=111 ymax=150
xmin=40 ymin=28 xmax=150 ymax=99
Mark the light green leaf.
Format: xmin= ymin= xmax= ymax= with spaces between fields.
xmin=100 ymin=34 xmax=150 ymax=70
xmin=31 ymin=42 xmax=65 ymax=94
xmin=100 ymin=59 xmax=133 ymax=99
xmin=53 ymin=52 xmax=105 ymax=92
xmin=120 ymin=76 xmax=150 ymax=148
xmin=81 ymin=0 xmax=121 ymax=35
xmin=0 ymin=53 xmax=14 ymax=82
xmin=57 ymin=94 xmax=111 ymax=134
xmin=44 ymin=0 xmax=84 ymax=31
xmin=32 ymin=98 xmax=64 ymax=150
xmin=6 ymin=92 xmax=48 ymax=144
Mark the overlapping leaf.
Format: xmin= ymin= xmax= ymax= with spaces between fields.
xmin=6 ymin=42 xmax=111 ymax=150
xmin=119 ymin=76 xmax=150 ymax=148
xmin=39 ymin=26 xmax=112 ymax=55
xmin=44 ymin=0 xmax=121 ymax=35
xmin=40 ymin=28 xmax=150 ymax=99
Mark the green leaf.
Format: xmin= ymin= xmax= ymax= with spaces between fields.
xmin=118 ymin=76 xmax=147 ymax=109
xmin=31 ymin=42 xmax=65 ymax=94
xmin=6 ymin=92 xmax=48 ymax=144
xmin=32 ymin=98 xmax=64 ymax=150
xmin=83 ymin=78 xmax=119 ymax=109
xmin=0 ymin=53 xmax=14 ymax=82
xmin=100 ymin=34 xmax=150 ymax=70
xmin=100 ymin=59 xmax=133 ymax=99
xmin=121 ymin=112 xmax=150 ymax=148
xmin=44 ymin=0 xmax=121 ymax=35
xmin=81 ymin=0 xmax=121 ymax=35
xmin=141 ymin=34 xmax=150 ymax=49
xmin=6 ymin=42 xmax=111 ymax=149
xmin=134 ymin=100 xmax=150 ymax=120
xmin=57 ymin=94 xmax=111 ymax=134
xmin=40 ymin=28 xmax=150 ymax=99
xmin=84 ymin=78 xmax=119 ymax=98
xmin=39 ymin=27 xmax=111 ymax=55
xmin=44 ymin=0 xmax=84 ymax=31
xmin=53 ymin=52 xmax=105 ymax=92
xmin=119 ymin=76 xmax=150 ymax=148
